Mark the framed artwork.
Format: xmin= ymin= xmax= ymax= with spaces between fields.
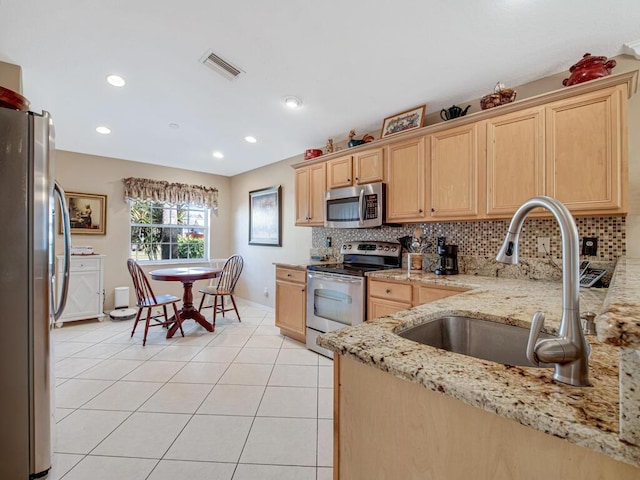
xmin=249 ymin=185 xmax=282 ymax=246
xmin=61 ymin=192 xmax=107 ymax=235
xmin=380 ymin=105 xmax=427 ymax=138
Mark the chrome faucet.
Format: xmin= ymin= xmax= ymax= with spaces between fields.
xmin=496 ymin=196 xmax=590 ymax=387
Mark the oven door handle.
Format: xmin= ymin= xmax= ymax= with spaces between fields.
xmin=358 ymin=189 xmax=365 ymax=225
xmin=308 ymin=272 xmax=363 ymax=284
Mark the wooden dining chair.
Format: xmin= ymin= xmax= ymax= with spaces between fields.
xmin=127 ymin=258 xmax=184 ymax=346
xmin=197 ymin=254 xmax=244 ymax=325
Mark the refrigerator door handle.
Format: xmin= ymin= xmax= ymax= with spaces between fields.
xmin=52 ymin=181 xmax=71 ymax=320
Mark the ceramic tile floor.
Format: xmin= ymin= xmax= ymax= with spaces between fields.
xmin=51 ymin=300 xmax=333 ymax=480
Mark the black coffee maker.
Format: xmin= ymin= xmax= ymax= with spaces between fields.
xmin=435 ymin=244 xmax=459 ymax=275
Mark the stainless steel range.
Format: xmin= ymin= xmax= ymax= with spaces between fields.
xmin=306 ymin=241 xmax=402 ymax=358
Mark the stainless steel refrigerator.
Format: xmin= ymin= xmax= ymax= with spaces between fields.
xmin=0 ymin=106 xmax=71 ymax=479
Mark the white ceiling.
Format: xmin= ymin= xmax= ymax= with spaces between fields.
xmin=1 ymin=0 xmax=639 ymax=177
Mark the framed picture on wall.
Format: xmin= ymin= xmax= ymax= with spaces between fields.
xmin=249 ymin=185 xmax=281 ymax=246
xmin=60 ymin=192 xmax=107 ymax=235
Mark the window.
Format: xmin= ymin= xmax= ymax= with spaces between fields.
xmin=129 ymin=200 xmax=209 ymax=263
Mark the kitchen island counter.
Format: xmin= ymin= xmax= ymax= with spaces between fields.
xmin=318 ymin=266 xmax=640 ymax=469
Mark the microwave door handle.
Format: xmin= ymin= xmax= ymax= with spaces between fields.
xmin=358 ymin=189 xmax=365 ymax=225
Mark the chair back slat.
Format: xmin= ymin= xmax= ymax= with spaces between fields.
xmin=127 ymin=258 xmax=158 ymax=306
xmin=217 ymin=255 xmax=243 ymax=294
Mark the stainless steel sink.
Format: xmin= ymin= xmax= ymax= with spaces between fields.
xmin=397 ymin=316 xmax=554 ymax=367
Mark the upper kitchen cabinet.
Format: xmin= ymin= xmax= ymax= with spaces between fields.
xmin=545 ymin=84 xmax=627 ymax=214
xmin=385 ymin=136 xmax=428 ymax=222
xmin=326 ymin=155 xmax=353 ymax=189
xmin=485 ymin=107 xmax=545 ymax=217
xmin=326 ymin=148 xmax=385 ymax=189
xmin=428 ymin=123 xmax=480 ymax=220
xmin=295 ymin=162 xmax=326 ymax=226
xmin=353 ymin=147 xmax=384 ymax=185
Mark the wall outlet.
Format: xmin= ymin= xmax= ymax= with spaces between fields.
xmin=263 ymin=287 xmax=269 ymax=297
xmin=537 ymin=237 xmax=550 ymax=253
xmin=582 ymin=237 xmax=598 ymax=256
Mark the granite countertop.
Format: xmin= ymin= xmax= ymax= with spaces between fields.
xmin=317 ymin=267 xmax=640 ymax=468
xmin=597 ymin=257 xmax=640 ymax=348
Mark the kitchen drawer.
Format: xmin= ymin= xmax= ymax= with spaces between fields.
xmin=60 ymin=256 xmax=102 ymax=272
xmin=416 ymin=285 xmax=467 ymax=305
xmin=369 ymin=279 xmax=413 ymax=303
xmin=276 ymin=267 xmax=306 ymax=284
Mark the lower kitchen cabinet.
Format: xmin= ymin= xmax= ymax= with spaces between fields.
xmin=56 ymin=254 xmax=105 ymax=327
xmin=367 ymin=277 xmax=467 ymax=320
xmin=275 ymin=266 xmax=306 ymax=342
xmin=334 ymin=354 xmax=640 ymax=480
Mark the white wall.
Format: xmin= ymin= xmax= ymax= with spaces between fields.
xmin=230 ymin=153 xmax=312 ymax=307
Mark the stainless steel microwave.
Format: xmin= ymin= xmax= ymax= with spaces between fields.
xmin=324 ymin=182 xmax=385 ymax=228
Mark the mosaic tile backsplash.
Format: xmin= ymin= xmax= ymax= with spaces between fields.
xmin=312 ymin=216 xmax=625 ymax=283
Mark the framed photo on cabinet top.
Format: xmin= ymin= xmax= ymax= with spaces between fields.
xmin=380 ymin=105 xmax=426 ymax=138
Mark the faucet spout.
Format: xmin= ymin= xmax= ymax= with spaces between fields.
xmin=496 ymin=196 xmax=590 ymax=387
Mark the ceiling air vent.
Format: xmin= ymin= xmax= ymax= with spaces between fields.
xmin=200 ymin=49 xmax=244 ymax=80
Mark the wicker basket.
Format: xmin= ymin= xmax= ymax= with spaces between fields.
xmin=480 ymin=88 xmax=516 ymax=110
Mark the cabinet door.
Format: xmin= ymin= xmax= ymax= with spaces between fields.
xmin=386 ymin=136 xmax=428 ymax=222
xmin=295 ymin=167 xmax=310 ymax=225
xmin=545 ymin=85 xmax=625 ymax=213
xmin=429 ymin=124 xmax=479 ymax=219
xmin=367 ymin=297 xmax=412 ymax=321
xmin=275 ymin=280 xmax=306 ymax=342
xmin=354 ymin=148 xmax=384 ymax=185
xmin=308 ymin=162 xmax=327 ymax=226
xmin=295 ymin=163 xmax=327 ymax=226
xmin=61 ymin=270 xmax=101 ymax=320
xmin=327 ymin=155 xmax=353 ymax=189
xmin=485 ymin=107 xmax=545 ymax=217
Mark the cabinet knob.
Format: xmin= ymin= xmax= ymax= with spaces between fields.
xmin=385 ymin=289 xmax=391 ymax=294
xmin=347 ymin=178 xmax=351 ymax=182
xmin=287 ymin=273 xmax=291 ymax=277
xmin=418 ymin=209 xmax=423 ymax=213
xmin=431 ymin=208 xmax=435 ymax=212
xmin=355 ymin=177 xmax=359 ymax=181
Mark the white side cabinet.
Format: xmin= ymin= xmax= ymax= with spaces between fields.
xmin=56 ymin=254 xmax=105 ymax=327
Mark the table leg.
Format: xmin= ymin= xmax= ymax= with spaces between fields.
xmin=166 ymin=280 xmax=214 ymax=338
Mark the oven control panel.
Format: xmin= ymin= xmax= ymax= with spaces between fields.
xmin=340 ymin=241 xmax=401 ymax=257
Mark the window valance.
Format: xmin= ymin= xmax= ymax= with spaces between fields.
xmin=123 ymin=177 xmax=218 ymax=209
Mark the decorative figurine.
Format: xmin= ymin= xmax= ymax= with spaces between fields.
xmin=348 ymin=130 xmax=375 ymax=147
xmin=326 ymin=138 xmax=334 ymax=153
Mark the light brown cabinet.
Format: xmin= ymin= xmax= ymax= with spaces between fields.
xmin=485 ymin=107 xmax=545 ymax=216
xmin=293 ymin=71 xmax=635 ymax=224
xmin=385 ymin=136 xmax=428 ymax=223
xmin=485 ymin=84 xmax=627 ymax=217
xmin=367 ymin=277 xmax=467 ymax=320
xmin=428 ymin=123 xmax=480 ymax=220
xmin=275 ymin=266 xmax=306 ymax=342
xmin=353 ymin=147 xmax=384 ymax=185
xmin=295 ymin=162 xmax=326 ymax=226
xmin=326 ymin=148 xmax=385 ymax=190
xmin=545 ymin=84 xmax=626 ymax=214
xmin=326 ymin=155 xmax=353 ymax=189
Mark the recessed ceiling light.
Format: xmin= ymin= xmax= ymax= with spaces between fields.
xmin=106 ymin=74 xmax=126 ymax=87
xmin=213 ymin=151 xmax=224 ymax=159
xmin=96 ymin=126 xmax=111 ymax=135
xmin=284 ymin=95 xmax=303 ymax=109
xmin=168 ymin=123 xmax=180 ymax=129
xmin=245 ymin=136 xmax=257 ymax=143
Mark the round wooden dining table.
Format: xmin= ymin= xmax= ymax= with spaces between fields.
xmin=149 ymin=266 xmax=222 ymax=338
